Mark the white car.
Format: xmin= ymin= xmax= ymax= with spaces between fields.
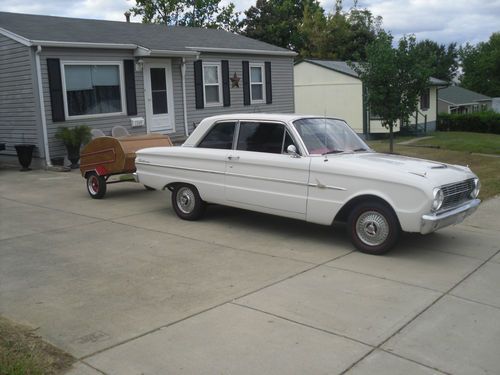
xmin=135 ymin=114 xmax=480 ymax=254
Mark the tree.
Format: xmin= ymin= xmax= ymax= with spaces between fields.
xmin=241 ymin=0 xmax=323 ymax=51
xmin=351 ymin=33 xmax=432 ymax=153
xmin=130 ymin=0 xmax=241 ymax=30
xmin=414 ymin=40 xmax=458 ymax=82
xmin=298 ymin=0 xmax=382 ymax=60
xmin=460 ymin=32 xmax=500 ymax=97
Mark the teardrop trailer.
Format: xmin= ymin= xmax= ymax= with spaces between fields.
xmin=79 ymin=134 xmax=173 ymax=198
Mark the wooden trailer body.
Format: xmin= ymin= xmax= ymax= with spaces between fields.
xmin=80 ymin=134 xmax=172 ymax=177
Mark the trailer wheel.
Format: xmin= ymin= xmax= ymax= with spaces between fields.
xmin=86 ymin=172 xmax=107 ymax=199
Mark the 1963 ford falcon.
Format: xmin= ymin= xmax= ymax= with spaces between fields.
xmin=135 ymin=114 xmax=481 ymax=254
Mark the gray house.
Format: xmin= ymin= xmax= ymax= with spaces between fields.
xmin=437 ymin=86 xmax=491 ymax=114
xmin=0 ymin=12 xmax=296 ymax=167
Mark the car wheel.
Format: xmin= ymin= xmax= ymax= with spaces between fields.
xmin=171 ymin=184 xmax=206 ymax=220
xmin=347 ymin=201 xmax=400 ymax=255
xmin=86 ymin=172 xmax=107 ymax=199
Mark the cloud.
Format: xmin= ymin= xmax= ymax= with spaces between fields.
xmin=358 ymin=0 xmax=500 ymax=44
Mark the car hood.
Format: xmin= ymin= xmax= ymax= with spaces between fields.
xmin=326 ymin=152 xmax=476 ymax=186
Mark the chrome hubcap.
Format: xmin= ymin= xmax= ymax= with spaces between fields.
xmin=88 ymin=176 xmax=99 ymax=195
xmin=176 ymin=187 xmax=195 ymax=214
xmin=356 ymin=211 xmax=389 ymax=246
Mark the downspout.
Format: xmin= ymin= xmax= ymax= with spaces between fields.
xmin=35 ymin=45 xmax=52 ymax=167
xmin=181 ymin=57 xmax=189 ymax=137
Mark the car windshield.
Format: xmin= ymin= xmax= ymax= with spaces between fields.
xmin=293 ymin=118 xmax=370 ymax=155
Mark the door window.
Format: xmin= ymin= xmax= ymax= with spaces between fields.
xmin=198 ymin=122 xmax=236 ymax=149
xmin=150 ymin=68 xmax=168 ymax=114
xmin=237 ymin=122 xmax=285 ymax=154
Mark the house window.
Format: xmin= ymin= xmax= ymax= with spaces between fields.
xmin=420 ymin=88 xmax=430 ymax=110
xmin=203 ymin=63 xmax=222 ymax=107
xmin=62 ymin=62 xmax=125 ymax=118
xmin=250 ymin=64 xmax=265 ymax=104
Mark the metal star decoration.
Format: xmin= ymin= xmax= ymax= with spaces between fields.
xmin=230 ymin=72 xmax=240 ymax=88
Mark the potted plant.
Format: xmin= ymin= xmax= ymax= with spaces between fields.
xmin=14 ymin=144 xmax=36 ymax=171
xmin=55 ymin=125 xmax=91 ymax=169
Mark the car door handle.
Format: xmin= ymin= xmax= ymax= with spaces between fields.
xmin=227 ymin=155 xmax=240 ymax=161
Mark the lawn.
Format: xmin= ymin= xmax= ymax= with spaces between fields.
xmin=367 ymin=132 xmax=500 ymax=200
xmin=0 ymin=317 xmax=74 ymax=375
xmin=410 ymin=131 xmax=500 ymax=155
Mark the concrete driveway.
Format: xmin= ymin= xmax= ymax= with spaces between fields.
xmin=0 ymin=167 xmax=499 ymax=375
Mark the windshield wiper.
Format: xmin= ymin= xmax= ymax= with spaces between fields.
xmin=323 ymin=150 xmax=344 ymax=155
xmin=352 ymin=148 xmax=368 ymax=152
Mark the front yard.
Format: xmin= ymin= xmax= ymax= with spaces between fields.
xmin=367 ymin=131 xmax=500 ymax=200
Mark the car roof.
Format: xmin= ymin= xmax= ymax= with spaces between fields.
xmin=199 ymin=113 xmax=344 ymax=123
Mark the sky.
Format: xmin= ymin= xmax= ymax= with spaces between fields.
xmin=0 ymin=0 xmax=499 ymax=46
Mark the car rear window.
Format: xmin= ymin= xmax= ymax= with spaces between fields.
xmin=198 ymin=122 xmax=236 ymax=149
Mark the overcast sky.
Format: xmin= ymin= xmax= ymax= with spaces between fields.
xmin=1 ymin=0 xmax=499 ymax=46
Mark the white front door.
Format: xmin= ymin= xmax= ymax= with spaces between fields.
xmin=144 ymin=61 xmax=175 ymax=133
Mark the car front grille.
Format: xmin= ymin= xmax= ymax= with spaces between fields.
xmin=441 ymin=178 xmax=475 ymax=210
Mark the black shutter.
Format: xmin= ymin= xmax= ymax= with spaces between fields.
xmin=242 ymin=61 xmax=250 ymax=106
xmin=194 ymin=60 xmax=204 ymax=109
xmin=124 ymin=60 xmax=137 ymax=116
xmin=221 ymin=60 xmax=230 ymax=107
xmin=46 ymin=58 xmax=65 ymax=122
xmin=265 ymin=62 xmax=272 ymax=104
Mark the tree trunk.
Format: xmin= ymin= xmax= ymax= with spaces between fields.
xmin=389 ymin=123 xmax=394 ymax=154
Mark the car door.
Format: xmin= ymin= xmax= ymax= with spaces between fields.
xmin=192 ymin=121 xmax=237 ymax=204
xmin=225 ymin=121 xmax=310 ymax=219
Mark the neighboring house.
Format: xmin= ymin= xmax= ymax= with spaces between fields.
xmin=294 ymin=59 xmax=447 ymax=136
xmin=438 ymin=86 xmax=492 ymax=114
xmin=0 ymin=12 xmax=296 ymax=166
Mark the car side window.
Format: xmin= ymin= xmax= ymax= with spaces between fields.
xmin=198 ymin=122 xmax=236 ymax=149
xmin=237 ymin=122 xmax=285 ymax=154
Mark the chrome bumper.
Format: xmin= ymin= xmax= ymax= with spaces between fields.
xmin=132 ymin=172 xmax=139 ymax=182
xmin=420 ymin=199 xmax=481 ymax=234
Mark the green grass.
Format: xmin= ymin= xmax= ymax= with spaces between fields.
xmin=0 ymin=317 xmax=74 ymax=375
xmin=412 ymin=131 xmax=500 ymax=155
xmin=367 ymin=132 xmax=500 ymax=200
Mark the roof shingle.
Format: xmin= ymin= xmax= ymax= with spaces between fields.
xmin=0 ymin=11 xmax=292 ymax=54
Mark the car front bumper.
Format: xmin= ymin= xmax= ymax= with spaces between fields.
xmin=420 ymin=199 xmax=481 ymax=234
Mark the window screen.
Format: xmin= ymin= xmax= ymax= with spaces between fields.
xmin=64 ymin=64 xmax=122 ymax=116
xmin=237 ymin=122 xmax=285 ymax=154
xmin=198 ymin=122 xmax=236 ymax=149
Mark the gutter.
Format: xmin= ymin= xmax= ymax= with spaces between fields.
xmin=34 ymin=45 xmax=52 ymax=167
xmin=185 ymin=46 xmax=297 ymax=56
xmin=181 ymin=57 xmax=189 ymax=137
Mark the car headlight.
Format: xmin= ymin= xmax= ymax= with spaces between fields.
xmin=432 ymin=188 xmax=444 ymax=212
xmin=471 ymin=178 xmax=481 ymax=198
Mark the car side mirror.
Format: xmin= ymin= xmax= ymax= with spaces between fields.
xmin=287 ymin=144 xmax=300 ymax=158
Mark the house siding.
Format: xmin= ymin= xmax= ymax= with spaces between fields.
xmin=180 ymin=53 xmax=294 ymax=140
xmin=0 ymin=34 xmax=39 ymax=157
xmin=39 ymin=49 xmax=294 ymax=157
xmin=40 ymin=47 xmax=147 ymax=158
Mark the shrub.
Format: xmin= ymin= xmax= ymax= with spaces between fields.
xmin=437 ymin=111 xmax=500 ymax=134
xmin=55 ymin=125 xmax=91 ymax=148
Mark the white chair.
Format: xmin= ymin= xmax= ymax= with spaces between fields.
xmin=111 ymin=125 xmax=130 ymax=138
xmin=90 ymin=128 xmax=106 ymax=139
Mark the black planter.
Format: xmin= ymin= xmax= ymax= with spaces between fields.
xmin=51 ymin=156 xmax=65 ymax=166
xmin=14 ymin=144 xmax=36 ymax=171
xmin=66 ymin=145 xmax=81 ymax=169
